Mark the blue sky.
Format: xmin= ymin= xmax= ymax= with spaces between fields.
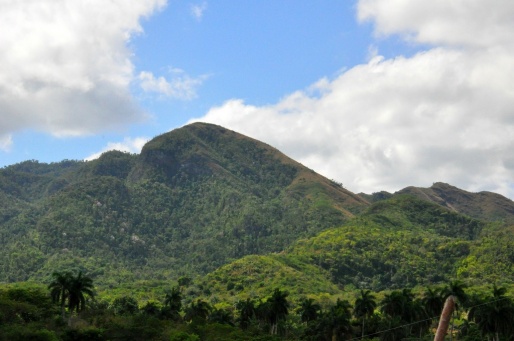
xmin=2 ymin=1 xmax=514 ymax=198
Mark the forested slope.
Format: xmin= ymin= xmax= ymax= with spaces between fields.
xmin=1 ymin=123 xmax=513 ymax=298
xmin=0 ymin=123 xmax=368 ymax=285
xmin=200 ymin=195 xmax=514 ymax=303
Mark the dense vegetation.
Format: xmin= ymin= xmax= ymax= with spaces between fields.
xmin=0 ymin=123 xmax=367 ymax=285
xmin=1 ymin=276 xmax=513 ymax=340
xmin=1 ymin=122 xmax=514 ymax=339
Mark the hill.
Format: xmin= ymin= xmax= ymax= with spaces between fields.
xmin=0 ymin=123 xmax=368 ymax=285
xmin=199 ymin=195 xmax=513 ymax=303
xmin=1 ymin=123 xmax=513 ymax=298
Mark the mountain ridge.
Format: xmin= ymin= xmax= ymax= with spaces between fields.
xmin=0 ymin=122 xmax=513 ymax=295
xmin=396 ymin=181 xmax=514 ymax=223
xmin=0 ymin=123 xmax=367 ymax=284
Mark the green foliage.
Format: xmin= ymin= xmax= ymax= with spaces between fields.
xmin=62 ymin=327 xmax=104 ymax=341
xmin=0 ymin=277 xmax=512 ymax=341
xmin=111 ymin=296 xmax=139 ymax=316
xmin=286 ymin=195 xmax=509 ymax=290
xmin=199 ymin=254 xmax=340 ymax=304
xmin=0 ymin=326 xmax=58 ymax=341
xmin=0 ymin=123 xmax=362 ymax=286
xmin=169 ymin=331 xmax=200 ymax=341
xmin=1 ymin=122 xmax=514 ymax=340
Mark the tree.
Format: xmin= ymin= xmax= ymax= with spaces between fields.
xmin=443 ymin=280 xmax=468 ymax=341
xmin=354 ymin=289 xmax=377 ymax=339
xmin=178 ymin=276 xmax=192 ymax=287
xmin=266 ymin=288 xmax=289 ymax=335
xmin=323 ymin=299 xmax=352 ymax=341
xmin=468 ymin=285 xmax=514 ymax=340
xmin=48 ymin=271 xmax=94 ymax=326
xmin=298 ymin=298 xmax=321 ymax=323
xmin=48 ymin=271 xmax=72 ymax=319
xmin=111 ymin=296 xmax=139 ymax=315
xmin=141 ymin=301 xmax=161 ymax=316
xmin=422 ymin=286 xmax=444 ymax=318
xmin=209 ymin=308 xmax=235 ymax=326
xmin=163 ymin=286 xmax=182 ymax=320
xmin=67 ymin=271 xmax=94 ymax=315
xmin=236 ymin=298 xmax=256 ymax=330
xmin=184 ymin=299 xmax=212 ymax=323
xmin=409 ymin=298 xmax=430 ymax=338
xmin=380 ymin=291 xmax=406 ymax=320
xmin=443 ymin=280 xmax=468 ymax=308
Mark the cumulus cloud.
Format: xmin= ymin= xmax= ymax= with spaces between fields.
xmin=0 ymin=0 xmax=166 ymax=142
xmin=85 ymin=137 xmax=149 ymax=161
xmin=191 ymin=0 xmax=514 ymax=198
xmin=138 ymin=69 xmax=207 ymax=100
xmin=357 ymin=0 xmax=514 ymax=48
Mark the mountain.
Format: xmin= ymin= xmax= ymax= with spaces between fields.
xmin=396 ymin=182 xmax=514 ymax=223
xmin=0 ymin=122 xmax=368 ymax=285
xmin=358 ymin=182 xmax=514 ymax=224
xmin=1 ymin=122 xmax=513 ymax=297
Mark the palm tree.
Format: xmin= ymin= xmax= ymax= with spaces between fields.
xmin=236 ymin=298 xmax=256 ymax=330
xmin=163 ymin=286 xmax=182 ymax=320
xmin=380 ymin=291 xmax=406 ymax=320
xmin=443 ymin=280 xmax=468 ymax=308
xmin=266 ymin=288 xmax=289 ymax=335
xmin=354 ymin=289 xmax=377 ymax=339
xmin=48 ymin=271 xmax=72 ymax=319
xmin=324 ymin=299 xmax=352 ymax=341
xmin=468 ymin=285 xmax=514 ymax=340
xmin=185 ymin=299 xmax=212 ymax=323
xmin=381 ymin=289 xmax=420 ymax=337
xmin=209 ymin=308 xmax=235 ymax=326
xmin=49 ymin=271 xmax=94 ymax=326
xmin=409 ymin=298 xmax=430 ymax=338
xmin=422 ymin=286 xmax=444 ymax=318
xmin=443 ymin=280 xmax=468 ymax=340
xmin=67 ymin=271 xmax=94 ymax=315
xmin=298 ymin=298 xmax=321 ymax=323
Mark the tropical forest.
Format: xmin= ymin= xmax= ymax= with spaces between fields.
xmin=0 ymin=123 xmax=513 ymax=340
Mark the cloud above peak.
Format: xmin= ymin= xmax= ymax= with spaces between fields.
xmin=192 ymin=1 xmax=514 ymax=198
xmin=0 ymin=0 xmax=166 ymax=140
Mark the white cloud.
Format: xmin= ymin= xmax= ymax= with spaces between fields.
xmin=138 ymin=70 xmax=206 ymax=100
xmin=0 ymin=134 xmax=13 ymax=152
xmin=0 ymin=0 xmax=166 ymax=141
xmin=357 ymin=0 xmax=514 ymax=48
xmin=190 ymin=1 xmax=514 ymax=198
xmin=85 ymin=137 xmax=149 ymax=161
xmin=190 ymin=2 xmax=208 ymax=21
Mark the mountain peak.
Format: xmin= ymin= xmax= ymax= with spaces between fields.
xmin=397 ymin=182 xmax=514 ymax=223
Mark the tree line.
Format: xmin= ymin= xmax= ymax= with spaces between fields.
xmin=1 ymin=271 xmax=513 ymax=340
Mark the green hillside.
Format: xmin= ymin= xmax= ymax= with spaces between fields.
xmin=1 ymin=122 xmax=513 ymax=298
xmin=0 ymin=123 xmax=368 ymax=285
xmin=189 ymin=195 xmax=513 ymax=306
xmin=286 ymin=196 xmax=485 ymax=290
xmin=198 ymin=254 xmax=342 ymax=306
xmin=2 ymin=123 xmax=514 ymax=340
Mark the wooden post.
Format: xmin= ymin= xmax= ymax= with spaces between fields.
xmin=434 ymin=295 xmax=456 ymax=341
